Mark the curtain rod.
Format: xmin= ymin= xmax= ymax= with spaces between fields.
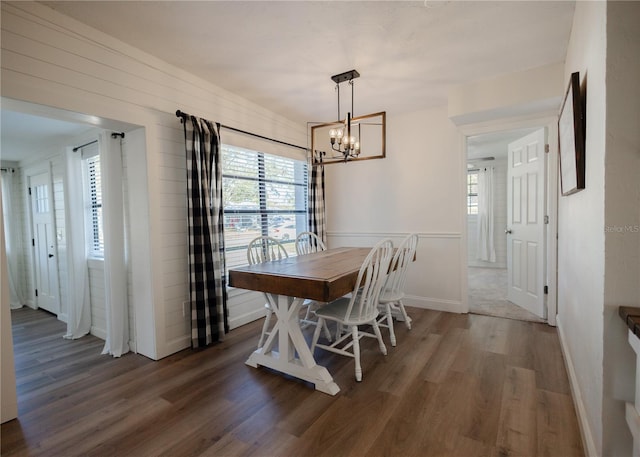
xmin=176 ymin=110 xmax=308 ymax=152
xmin=1 ymin=167 xmax=15 ymax=172
xmin=72 ymin=139 xmax=98 ymax=152
xmin=72 ymin=132 xmax=125 ymax=152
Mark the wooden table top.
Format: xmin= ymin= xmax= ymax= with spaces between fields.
xmin=228 ymin=247 xmax=371 ymax=303
xmin=619 ymin=306 xmax=640 ymax=338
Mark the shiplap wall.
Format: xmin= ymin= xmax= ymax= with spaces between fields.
xmin=1 ymin=2 xmax=307 ymax=359
xmin=87 ymin=259 xmax=106 ymax=339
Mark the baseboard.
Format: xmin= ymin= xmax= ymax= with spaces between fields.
xmin=229 ymin=309 xmax=264 ymax=330
xmin=404 ymin=295 xmax=465 ymax=314
xmin=155 ymin=310 xmax=263 ymax=360
xmin=161 ymin=336 xmax=191 ymax=360
xmin=326 ymin=231 xmax=462 ymax=239
xmin=557 ymin=315 xmax=599 ymax=457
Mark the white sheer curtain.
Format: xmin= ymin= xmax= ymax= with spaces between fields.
xmin=64 ymin=148 xmax=92 ymax=339
xmin=100 ymin=132 xmax=129 ymax=357
xmin=476 ymin=167 xmax=496 ymax=263
xmin=1 ymin=169 xmax=25 ymax=309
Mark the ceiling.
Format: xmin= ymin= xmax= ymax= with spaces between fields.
xmin=38 ymin=0 xmax=575 ymax=123
xmin=467 ymin=127 xmax=538 ymax=163
xmin=2 ymin=1 xmax=575 ymax=162
xmin=0 ymin=110 xmax=98 ymax=162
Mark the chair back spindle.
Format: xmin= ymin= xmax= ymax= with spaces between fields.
xmin=344 ymin=239 xmax=393 ymax=323
xmin=295 ymin=231 xmax=326 ymax=255
xmin=247 ymin=236 xmax=288 ymax=265
xmin=384 ymin=234 xmax=418 ymax=295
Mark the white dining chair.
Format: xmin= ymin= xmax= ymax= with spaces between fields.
xmin=247 ymin=236 xmax=288 ymax=349
xmin=294 ymin=231 xmax=332 ymax=341
xmin=295 ymin=231 xmax=326 ymax=255
xmin=376 ymin=233 xmax=418 ymax=346
xmin=310 ymin=239 xmax=393 ymax=382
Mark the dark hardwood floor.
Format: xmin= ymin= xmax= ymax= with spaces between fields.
xmin=2 ymin=307 xmax=583 ymax=456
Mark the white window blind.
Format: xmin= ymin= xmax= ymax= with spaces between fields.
xmin=222 ymin=144 xmax=308 ymax=271
xmin=467 ymin=170 xmax=478 ymax=215
xmin=82 ymin=144 xmax=104 ymax=257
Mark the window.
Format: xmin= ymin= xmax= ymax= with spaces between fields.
xmin=222 ymin=144 xmax=308 ymax=272
xmin=83 ymin=148 xmax=104 ymax=257
xmin=34 ymin=184 xmax=49 ymax=214
xmin=467 ymin=170 xmax=478 ymax=215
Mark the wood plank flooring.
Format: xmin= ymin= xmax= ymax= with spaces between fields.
xmin=1 ymin=307 xmax=584 ymax=456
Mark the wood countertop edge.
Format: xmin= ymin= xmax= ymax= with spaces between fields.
xmin=619 ymin=306 xmax=640 ymax=339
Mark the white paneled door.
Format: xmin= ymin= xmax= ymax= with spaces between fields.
xmin=506 ymin=129 xmax=546 ymax=319
xmin=29 ymin=171 xmax=60 ymax=315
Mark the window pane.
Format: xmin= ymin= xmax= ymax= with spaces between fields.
xmin=35 ymin=184 xmax=49 ymax=213
xmin=222 ymin=145 xmax=307 ymax=272
xmin=467 ymin=171 xmax=479 ymax=215
xmin=86 ymin=155 xmax=104 ymax=256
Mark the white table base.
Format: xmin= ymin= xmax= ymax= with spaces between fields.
xmin=245 ymin=294 xmax=340 ymax=396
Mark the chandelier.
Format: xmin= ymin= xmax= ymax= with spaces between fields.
xmin=310 ymin=70 xmax=386 ymax=165
xmin=328 ymin=69 xmax=361 ymax=159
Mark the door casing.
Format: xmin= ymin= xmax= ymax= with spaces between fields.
xmin=460 ymin=115 xmax=559 ymax=326
xmin=26 ymin=166 xmax=60 ymax=315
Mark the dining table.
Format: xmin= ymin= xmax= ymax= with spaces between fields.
xmin=228 ymin=246 xmax=372 ymax=395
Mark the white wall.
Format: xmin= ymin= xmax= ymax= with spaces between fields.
xmin=557 ymin=2 xmax=607 ymax=454
xmin=326 ymin=105 xmax=465 ymax=313
xmin=555 ymin=2 xmax=640 ymax=455
xmin=449 ymin=62 xmax=564 ymax=125
xmin=0 ymin=1 xmax=307 ymax=359
xmin=88 ymin=258 xmax=106 ymax=339
xmin=602 ymin=1 xmax=640 ymax=456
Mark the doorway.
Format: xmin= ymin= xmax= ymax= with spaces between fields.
xmin=0 ymin=100 xmax=146 ymax=350
xmin=466 ymin=126 xmax=547 ymax=322
xmin=27 ymin=168 xmax=60 ymax=315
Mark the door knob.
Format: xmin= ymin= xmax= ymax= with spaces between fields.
xmin=505 ymin=229 xmax=512 ymax=234
xmin=48 ymin=254 xmax=54 ymax=258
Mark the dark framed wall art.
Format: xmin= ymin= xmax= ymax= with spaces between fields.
xmin=558 ymin=71 xmax=586 ymax=196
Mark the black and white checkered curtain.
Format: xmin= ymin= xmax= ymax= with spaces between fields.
xmin=308 ymin=152 xmax=326 ymax=243
xmin=183 ymin=115 xmax=228 ymax=348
